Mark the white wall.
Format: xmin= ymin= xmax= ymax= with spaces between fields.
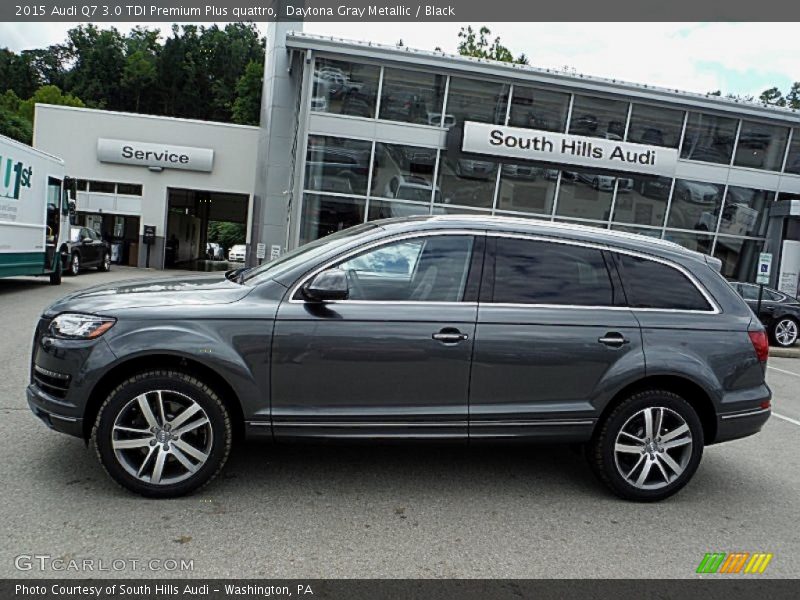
xmin=33 ymin=104 xmax=260 ymax=258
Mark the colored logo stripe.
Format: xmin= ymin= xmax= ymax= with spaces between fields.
xmin=697 ymin=552 xmax=773 ymax=574
xmin=744 ymin=553 xmax=773 ymax=574
xmin=697 ymin=553 xmax=726 ymax=573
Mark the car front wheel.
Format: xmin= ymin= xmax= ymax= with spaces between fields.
xmin=588 ymin=390 xmax=704 ymax=501
xmin=98 ymin=251 xmax=111 ymax=272
xmin=68 ymin=252 xmax=80 ymax=276
xmin=92 ymin=370 xmax=232 ymax=498
xmin=771 ymin=317 xmax=798 ymax=347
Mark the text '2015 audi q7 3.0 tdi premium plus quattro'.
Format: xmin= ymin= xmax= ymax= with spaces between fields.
xmin=28 ymin=216 xmax=771 ymax=501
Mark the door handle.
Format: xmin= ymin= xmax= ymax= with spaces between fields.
xmin=598 ymin=332 xmax=629 ymax=347
xmin=432 ymin=329 xmax=469 ymax=344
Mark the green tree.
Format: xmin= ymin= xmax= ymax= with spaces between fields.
xmin=457 ymin=26 xmax=528 ymax=65
xmin=232 ymin=60 xmax=263 ymax=125
xmin=207 ymin=221 xmax=246 ymax=251
xmin=18 ymin=85 xmax=85 ymax=122
xmin=785 ymin=82 xmax=800 ymax=109
xmin=122 ymin=50 xmax=157 ymax=111
xmin=0 ymin=105 xmax=32 ymax=143
xmin=759 ymin=87 xmax=786 ymax=107
xmin=64 ymin=24 xmax=126 ymax=109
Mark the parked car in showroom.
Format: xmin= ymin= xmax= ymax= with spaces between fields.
xmin=732 ymin=282 xmax=800 ymax=347
xmin=28 ymin=216 xmax=771 ymax=501
xmin=63 ymin=226 xmax=111 ymax=276
xmin=227 ymin=244 xmax=246 ymax=262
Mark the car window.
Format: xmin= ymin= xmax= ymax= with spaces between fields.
xmin=615 ymin=254 xmax=712 ymax=311
xmin=70 ymin=228 xmax=81 ymax=243
xmin=492 ymin=239 xmax=615 ymax=306
xmin=739 ymin=284 xmax=760 ymax=301
xmin=334 ymin=235 xmax=474 ymax=302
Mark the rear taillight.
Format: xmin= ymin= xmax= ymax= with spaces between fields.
xmin=748 ymin=330 xmax=769 ymax=363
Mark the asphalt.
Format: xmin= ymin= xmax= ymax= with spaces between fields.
xmin=0 ymin=267 xmax=798 ymax=579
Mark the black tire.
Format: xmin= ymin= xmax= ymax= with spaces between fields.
xmin=92 ymin=370 xmax=232 ymax=498
xmin=49 ymin=257 xmax=62 ymax=285
xmin=98 ymin=251 xmax=111 ymax=272
xmin=770 ymin=317 xmax=799 ymax=348
xmin=588 ymin=390 xmax=704 ymax=502
xmin=68 ymin=252 xmax=80 ymax=276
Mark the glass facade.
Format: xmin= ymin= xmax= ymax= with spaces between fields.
xmin=299 ymin=55 xmax=799 ymax=283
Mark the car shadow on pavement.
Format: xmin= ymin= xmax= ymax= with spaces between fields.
xmin=0 ymin=279 xmax=52 ymax=294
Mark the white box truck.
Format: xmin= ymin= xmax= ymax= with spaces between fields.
xmin=0 ymin=134 xmax=71 ymax=285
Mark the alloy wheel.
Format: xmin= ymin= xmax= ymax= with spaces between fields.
xmin=111 ymin=390 xmax=213 ymax=485
xmin=71 ymin=254 xmax=80 ymax=275
xmin=775 ymin=319 xmax=798 ymax=347
xmin=613 ymin=406 xmax=693 ymax=490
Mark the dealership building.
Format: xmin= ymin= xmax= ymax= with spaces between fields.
xmin=34 ymin=22 xmax=800 ymax=293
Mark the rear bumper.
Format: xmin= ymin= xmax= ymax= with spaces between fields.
xmin=714 ymin=407 xmax=771 ymax=444
xmin=27 ymin=385 xmax=84 ymax=438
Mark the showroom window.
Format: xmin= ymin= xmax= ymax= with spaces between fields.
xmin=304 ymin=135 xmax=373 ymax=196
xmin=507 ymin=85 xmax=570 ymax=133
xmin=716 ymin=186 xmax=775 ymax=238
xmin=663 ymin=230 xmax=714 ymax=255
xmin=371 ymin=142 xmax=438 ymax=201
xmin=311 ymin=58 xmax=381 ymax=118
xmin=436 ymin=156 xmax=498 ymax=210
xmin=680 ymin=112 xmax=738 ymax=164
xmin=733 ymin=120 xmax=789 ymax=171
xmin=615 ymin=253 xmax=711 ymax=310
xmin=554 ymin=168 xmax=615 ymax=221
xmin=300 ymin=193 xmax=367 ymax=245
xmin=610 ymin=224 xmax=663 ymax=238
xmin=667 ymin=178 xmax=725 ymax=233
xmin=611 ymin=175 xmax=671 ymax=228
xmin=445 ymin=77 xmax=510 ymax=126
xmin=335 ymin=235 xmax=474 ymax=302
xmin=713 ymin=236 xmax=764 ymax=280
xmin=379 ymin=67 xmax=446 ymax=125
xmin=626 ymin=104 xmax=685 ymax=148
xmin=496 ymin=163 xmax=557 ymax=216
xmin=368 ymin=199 xmax=432 ymax=221
xmin=785 ymin=128 xmax=800 ymax=174
xmin=568 ymin=94 xmax=629 ymax=140
xmin=492 ymin=238 xmax=615 ymax=306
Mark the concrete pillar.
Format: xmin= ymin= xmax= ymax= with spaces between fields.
xmin=248 ymin=18 xmax=304 ymax=267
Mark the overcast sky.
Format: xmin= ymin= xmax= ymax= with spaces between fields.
xmin=1 ymin=22 xmax=797 ymax=98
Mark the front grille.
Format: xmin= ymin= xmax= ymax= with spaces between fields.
xmin=33 ymin=365 xmax=71 ymax=399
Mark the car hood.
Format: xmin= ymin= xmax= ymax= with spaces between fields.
xmin=44 ymin=275 xmax=253 ymax=316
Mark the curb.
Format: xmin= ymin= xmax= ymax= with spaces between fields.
xmin=769 ymin=346 xmax=800 ymax=359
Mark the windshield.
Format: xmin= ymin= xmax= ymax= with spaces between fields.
xmin=241 ymin=222 xmax=383 ymax=285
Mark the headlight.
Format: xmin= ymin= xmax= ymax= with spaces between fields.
xmin=49 ymin=314 xmax=116 ymax=339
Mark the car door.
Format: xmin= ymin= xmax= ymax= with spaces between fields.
xmin=88 ymin=228 xmax=105 ymax=265
xmin=468 ymin=235 xmax=643 ymax=441
xmin=78 ymin=227 xmax=98 ymax=265
xmin=271 ymin=232 xmax=484 ymax=439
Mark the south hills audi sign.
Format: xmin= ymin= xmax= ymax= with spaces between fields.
xmin=461 ymin=121 xmax=678 ymax=177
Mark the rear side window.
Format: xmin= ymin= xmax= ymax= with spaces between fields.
xmin=615 ymin=253 xmax=712 ymax=311
xmin=492 ymin=239 xmax=615 ymax=305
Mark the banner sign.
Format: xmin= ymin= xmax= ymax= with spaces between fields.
xmin=461 ymin=121 xmax=679 ymax=177
xmin=97 ymin=139 xmax=214 ymax=173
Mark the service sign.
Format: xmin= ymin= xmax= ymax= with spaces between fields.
xmin=97 ymin=138 xmax=214 ymax=172
xmin=461 ymin=121 xmax=679 ymax=177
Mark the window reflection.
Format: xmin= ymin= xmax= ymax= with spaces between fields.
xmin=368 ymin=199 xmax=432 ymax=221
xmin=436 ymin=157 xmax=497 ymax=209
xmin=717 ymin=186 xmax=774 ymax=238
xmin=304 ymin=136 xmax=372 ymax=196
xmin=785 ymin=128 xmax=800 ymax=174
xmin=611 ymin=175 xmax=670 ymax=227
xmin=445 ymin=77 xmax=509 ymax=127
xmin=663 ymin=230 xmax=714 ymax=254
xmin=568 ymin=95 xmax=629 ymax=140
xmin=496 ymin=163 xmax=557 ymax=215
xmin=610 ymin=224 xmax=663 ymax=238
xmin=372 ymin=142 xmax=438 ymax=203
xmin=680 ymin=112 xmax=738 ymax=164
xmin=300 ymin=193 xmax=366 ymax=244
xmin=555 ymin=168 xmax=620 ymax=221
xmin=713 ymin=236 xmax=763 ymax=281
xmin=626 ymin=104 xmax=685 ymax=148
xmin=379 ymin=68 xmax=446 ymax=125
xmin=733 ymin=120 xmax=789 ymax=171
xmin=312 ymin=58 xmax=380 ymax=118
xmin=508 ymin=85 xmax=570 ymax=133
xmin=667 ymin=179 xmax=725 ymax=233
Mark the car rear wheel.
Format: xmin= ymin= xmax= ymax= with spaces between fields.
xmin=92 ymin=370 xmax=232 ymax=498
xmin=98 ymin=251 xmax=111 ymax=272
xmin=68 ymin=252 xmax=80 ymax=276
xmin=588 ymin=390 xmax=703 ymax=502
xmin=771 ymin=317 xmax=798 ymax=347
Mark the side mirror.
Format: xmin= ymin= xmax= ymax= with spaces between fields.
xmin=303 ymin=270 xmax=349 ymax=302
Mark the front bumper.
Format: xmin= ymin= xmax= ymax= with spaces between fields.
xmin=27 ymin=385 xmax=84 ymax=438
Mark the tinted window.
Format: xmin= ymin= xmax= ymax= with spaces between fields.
xmin=493 ymin=239 xmax=615 ymax=305
xmin=335 ymin=235 xmax=474 ymax=302
xmin=304 ymin=135 xmax=372 ymax=196
xmin=312 ymin=58 xmax=380 ymax=118
xmin=379 ymin=68 xmax=446 ymax=125
xmin=568 ymin=95 xmax=629 ymax=140
xmin=508 ymin=85 xmax=570 ymax=133
xmin=626 ymin=104 xmax=685 ymax=148
xmin=680 ymin=112 xmax=738 ymax=164
xmin=785 ymin=128 xmax=800 ymax=174
xmin=733 ymin=120 xmax=789 ymax=171
xmin=445 ymin=77 xmax=509 ymax=126
xmin=616 ymin=254 xmax=711 ymax=311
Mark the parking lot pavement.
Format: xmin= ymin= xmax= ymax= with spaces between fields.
xmin=0 ymin=268 xmax=798 ymax=579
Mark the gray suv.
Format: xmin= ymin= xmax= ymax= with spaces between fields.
xmin=28 ymin=216 xmax=771 ymax=501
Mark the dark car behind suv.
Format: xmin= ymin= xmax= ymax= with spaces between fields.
xmin=732 ymin=282 xmax=800 ymax=347
xmin=63 ymin=226 xmax=112 ymax=276
xmin=28 ymin=216 xmax=771 ymax=501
